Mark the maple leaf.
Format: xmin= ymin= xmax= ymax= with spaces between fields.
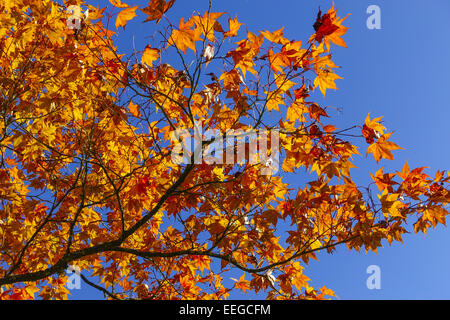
xmin=378 ymin=190 xmax=405 ymax=218
xmin=366 ymin=132 xmax=403 ymax=163
xmin=318 ymin=286 xmax=336 ymax=299
xmin=115 ymin=6 xmax=138 ymax=29
xmin=167 ymin=17 xmax=201 ymax=53
xmin=212 ymin=167 xmax=225 ymax=181
xmin=286 ymin=102 xmax=308 ymax=123
xmin=362 ymin=124 xmax=376 ymax=144
xmin=136 ymin=176 xmax=151 ymax=195
xmin=261 ymin=27 xmax=286 ymax=44
xmin=313 ymin=9 xmax=338 ymax=43
xmin=265 ymin=92 xmax=285 ymax=112
xmin=109 ymin=0 xmax=129 ymax=8
xmin=0 ymin=0 xmax=447 ymax=301
xmin=225 ymin=16 xmax=243 ymax=38
xmin=191 ymin=12 xmax=225 ymax=42
xmin=128 ymin=101 xmax=141 ymax=117
xmin=24 ymin=285 xmax=40 ymax=299
xmin=275 ymin=73 xmax=296 ymax=93
xmin=364 ymin=113 xmax=386 ymax=135
xmin=86 ymin=5 xmax=106 ymax=20
xmin=231 ymin=274 xmax=251 ymax=293
xmin=397 ymin=160 xmax=410 ymax=180
xmin=141 ymin=0 xmax=175 ymax=23
xmin=311 ymin=3 xmax=349 ymax=49
xmin=142 ymin=45 xmax=159 ymax=67
xmin=370 ymin=167 xmax=398 ymax=192
xmin=313 ymin=68 xmax=342 ymax=97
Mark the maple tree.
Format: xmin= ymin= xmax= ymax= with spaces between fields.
xmin=0 ymin=0 xmax=448 ymax=300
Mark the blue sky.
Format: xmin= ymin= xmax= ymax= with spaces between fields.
xmin=70 ymin=0 xmax=450 ymax=299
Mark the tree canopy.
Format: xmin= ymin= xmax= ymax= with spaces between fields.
xmin=0 ymin=0 xmax=448 ymax=299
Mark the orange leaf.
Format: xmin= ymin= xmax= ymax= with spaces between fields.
xmin=225 ymin=16 xmax=243 ymax=38
xmin=260 ymin=27 xmax=286 ymax=44
xmin=232 ymin=274 xmax=251 ymax=293
xmin=313 ymin=68 xmax=342 ymax=97
xmin=366 ymin=132 xmax=403 ymax=163
xmin=323 ymin=124 xmax=337 ymax=133
xmin=142 ymin=45 xmax=159 ymax=67
xmin=167 ymin=17 xmax=200 ymax=53
xmin=109 ymin=0 xmax=129 ymax=8
xmin=128 ymin=101 xmax=141 ymax=117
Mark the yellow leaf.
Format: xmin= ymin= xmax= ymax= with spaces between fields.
xmin=314 ymin=69 xmax=342 ymax=97
xmin=115 ymin=6 xmax=138 ymax=29
xmin=365 ymin=113 xmax=386 ymax=135
xmin=274 ymin=73 xmax=296 ymax=93
xmin=25 ymin=285 xmax=40 ymax=299
xmin=286 ymin=102 xmax=307 ymax=122
xmin=310 ymin=239 xmax=322 ymax=250
xmin=261 ymin=27 xmax=286 ymax=44
xmin=212 ymin=167 xmax=225 ymax=181
xmin=265 ymin=91 xmax=285 ymax=112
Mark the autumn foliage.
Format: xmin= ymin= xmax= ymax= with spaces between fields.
xmin=0 ymin=0 xmax=448 ymax=300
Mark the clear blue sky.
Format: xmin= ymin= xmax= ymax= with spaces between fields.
xmin=70 ymin=0 xmax=450 ymax=299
